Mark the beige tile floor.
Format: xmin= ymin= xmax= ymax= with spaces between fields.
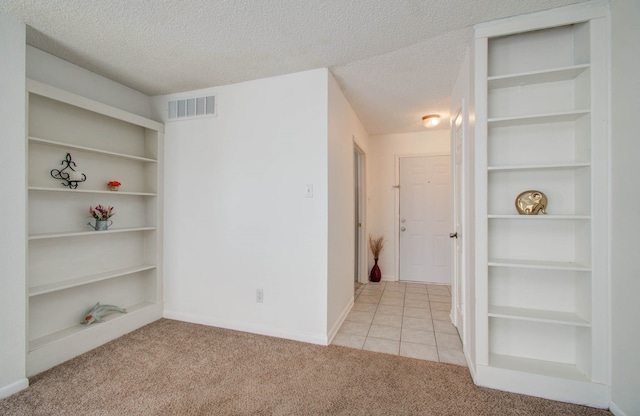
xmin=333 ymin=281 xmax=467 ymax=366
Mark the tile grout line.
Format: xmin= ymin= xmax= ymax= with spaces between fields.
xmin=363 ymin=281 xmax=385 ymax=350
xmin=359 ymin=282 xmax=369 ymax=349
xmin=357 ymin=284 xmax=371 ymax=349
xmin=428 ymin=285 xmax=442 ymax=362
xmin=398 ymin=283 xmax=405 ymax=355
xmin=364 ymin=283 xmax=381 ymax=347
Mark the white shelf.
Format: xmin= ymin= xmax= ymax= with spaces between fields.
xmin=29 ymin=137 xmax=157 ymax=163
xmin=29 ymin=264 xmax=157 ymax=297
xmin=488 ymin=214 xmax=590 ymax=220
xmin=488 ymin=162 xmax=590 ymax=172
xmin=488 ymin=110 xmax=589 ymax=128
xmin=29 ymin=227 xmax=156 ymax=240
xmin=489 ymin=305 xmax=590 ymax=327
xmin=488 ymin=258 xmax=591 ymax=271
xmin=488 ymin=64 xmax=590 ymax=89
xmin=28 ymin=186 xmax=157 ymax=196
xmin=27 ymin=79 xmax=164 ymax=133
xmin=29 ymin=301 xmax=154 ymax=351
xmin=489 ymin=353 xmax=590 ymax=382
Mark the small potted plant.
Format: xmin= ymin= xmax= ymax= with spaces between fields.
xmin=369 ymin=234 xmax=385 ymax=282
xmin=88 ymin=205 xmax=115 ymax=231
xmin=108 ymin=180 xmax=121 ymax=191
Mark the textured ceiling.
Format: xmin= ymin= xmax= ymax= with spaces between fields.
xmin=0 ymin=0 xmax=588 ymax=134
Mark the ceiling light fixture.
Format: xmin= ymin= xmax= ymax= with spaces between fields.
xmin=422 ymin=115 xmax=440 ymax=128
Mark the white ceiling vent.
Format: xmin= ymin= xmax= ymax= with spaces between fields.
xmin=167 ymin=95 xmax=216 ymax=121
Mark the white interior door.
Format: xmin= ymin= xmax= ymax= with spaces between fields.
xmin=399 ymin=156 xmax=451 ymax=283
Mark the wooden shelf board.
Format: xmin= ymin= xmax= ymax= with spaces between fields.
xmin=29 ymin=302 xmax=155 ymax=351
xmin=489 ymin=353 xmax=590 ymax=382
xmin=29 ymin=227 xmax=156 ymax=240
xmin=488 ymin=110 xmax=590 ymax=128
xmin=28 ymin=186 xmax=156 ymax=196
xmin=488 ymin=162 xmax=591 ymax=172
xmin=488 ymin=64 xmax=590 ymax=89
xmin=488 ymin=258 xmax=591 ymax=271
xmin=29 ymin=264 xmax=157 ymax=297
xmin=29 ymin=136 xmax=157 ymax=163
xmin=489 ymin=305 xmax=590 ymax=327
xmin=488 ymin=214 xmax=591 ymax=220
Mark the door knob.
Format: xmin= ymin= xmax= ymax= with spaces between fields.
xmin=401 ymin=227 xmax=406 ymax=232
xmin=449 ymin=232 xmax=458 ymax=238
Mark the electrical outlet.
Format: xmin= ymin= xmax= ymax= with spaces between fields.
xmin=256 ymin=289 xmax=263 ymax=303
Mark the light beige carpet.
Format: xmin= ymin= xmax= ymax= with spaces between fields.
xmin=0 ymin=319 xmax=611 ymax=415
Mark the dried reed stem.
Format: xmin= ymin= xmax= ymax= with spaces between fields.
xmin=368 ymin=234 xmax=385 ymax=259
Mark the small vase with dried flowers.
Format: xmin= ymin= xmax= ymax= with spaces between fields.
xmin=368 ymin=234 xmax=385 ymax=282
xmin=108 ymin=181 xmax=121 ymax=191
xmin=88 ymin=205 xmax=115 ymax=231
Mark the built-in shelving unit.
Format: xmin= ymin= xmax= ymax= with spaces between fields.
xmin=26 ymin=79 xmax=164 ymax=376
xmin=473 ymin=3 xmax=609 ymax=407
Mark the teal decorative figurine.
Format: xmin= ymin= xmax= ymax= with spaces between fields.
xmin=83 ymin=302 xmax=127 ymax=325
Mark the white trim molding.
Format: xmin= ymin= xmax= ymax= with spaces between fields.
xmin=0 ymin=378 xmax=29 ymax=400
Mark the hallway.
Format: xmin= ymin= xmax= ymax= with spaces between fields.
xmin=332 ymin=281 xmax=466 ymax=366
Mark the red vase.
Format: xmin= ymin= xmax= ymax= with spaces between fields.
xmin=369 ymin=258 xmax=381 ymax=282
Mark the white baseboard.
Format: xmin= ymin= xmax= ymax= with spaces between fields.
xmin=327 ymin=297 xmax=354 ymax=345
xmin=609 ymin=401 xmax=628 ymax=416
xmin=0 ymin=378 xmax=29 ymax=400
xmin=464 ymin=349 xmax=476 ymax=380
xmin=475 ymin=364 xmax=610 ymax=408
xmin=164 ymin=310 xmax=328 ymax=346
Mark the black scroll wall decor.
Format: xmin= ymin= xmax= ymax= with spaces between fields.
xmin=50 ymin=153 xmax=86 ymax=189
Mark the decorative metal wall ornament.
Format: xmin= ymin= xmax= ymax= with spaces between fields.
xmin=50 ymin=153 xmax=86 ymax=189
xmin=515 ymin=190 xmax=548 ymax=215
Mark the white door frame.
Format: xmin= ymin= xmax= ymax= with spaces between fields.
xmin=451 ymin=105 xmax=465 ymax=331
xmin=354 ymin=143 xmax=367 ymax=284
xmin=394 ymin=152 xmax=450 ymax=282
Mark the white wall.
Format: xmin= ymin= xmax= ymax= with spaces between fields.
xmin=26 ymin=46 xmax=154 ymax=120
xmin=326 ymin=71 xmax=370 ymax=340
xmin=610 ymin=1 xmax=640 ymax=414
xmin=152 ymin=69 xmax=332 ymax=344
xmin=367 ymin=130 xmax=450 ymax=281
xmin=0 ymin=12 xmax=29 ymax=399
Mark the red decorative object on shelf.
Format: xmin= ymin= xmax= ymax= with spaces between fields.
xmin=108 ymin=180 xmax=121 ymax=191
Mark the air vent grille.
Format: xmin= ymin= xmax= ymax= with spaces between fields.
xmin=168 ymin=95 xmax=216 ymax=120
